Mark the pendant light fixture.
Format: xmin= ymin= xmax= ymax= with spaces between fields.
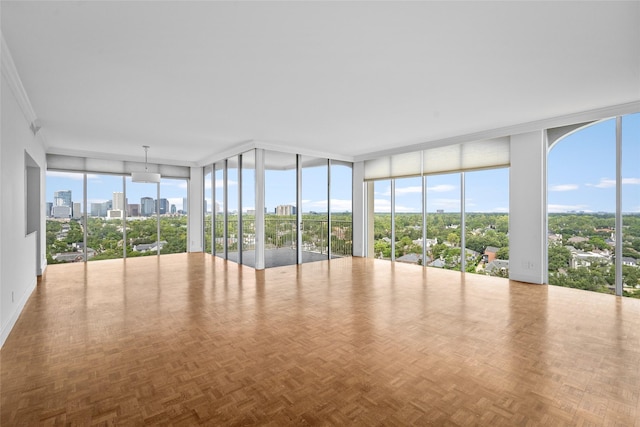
xmin=131 ymin=145 xmax=161 ymax=183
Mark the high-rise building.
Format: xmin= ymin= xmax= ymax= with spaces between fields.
xmin=72 ymin=203 xmax=82 ymax=219
xmin=276 ymin=205 xmax=295 ymax=216
xmin=141 ymin=197 xmax=155 ymax=216
xmin=182 ymin=197 xmax=188 ymax=214
xmin=156 ymin=198 xmax=170 ymax=215
xmin=128 ymin=204 xmax=140 ymax=217
xmin=112 ymin=192 xmax=124 ymax=211
xmin=53 ymin=190 xmax=72 ymax=207
xmin=90 ymin=201 xmax=111 ymax=217
xmin=52 ymin=205 xmax=71 ymax=218
xmin=46 ymin=202 xmax=53 ymax=217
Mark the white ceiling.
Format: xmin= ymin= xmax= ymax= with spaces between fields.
xmin=2 ymin=1 xmax=639 ymax=166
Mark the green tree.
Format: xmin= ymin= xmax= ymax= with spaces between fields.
xmin=496 ymin=247 xmax=509 ymax=260
xmin=548 ymin=245 xmax=572 ymax=271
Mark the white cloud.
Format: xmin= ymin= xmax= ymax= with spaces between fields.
xmin=549 ymin=184 xmax=579 ymax=192
xmin=587 ymin=178 xmax=615 ymax=189
xmin=548 ymin=204 xmax=592 ymax=213
xmin=395 ymin=186 xmax=422 ymax=196
xmin=426 ymin=184 xmax=455 ymax=193
xmin=587 ymin=177 xmax=640 ymax=189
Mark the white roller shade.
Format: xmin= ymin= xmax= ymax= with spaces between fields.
xmin=47 ymin=154 xmax=190 ymax=179
xmin=363 ymin=157 xmax=391 ymax=180
xmin=364 ymin=136 xmax=510 ymax=180
xmin=391 ymin=151 xmax=422 ymax=178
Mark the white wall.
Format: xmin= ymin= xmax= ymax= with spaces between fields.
xmin=188 ymin=166 xmax=204 ymax=252
xmin=509 ymin=131 xmax=547 ymax=284
xmin=1 ymin=72 xmax=47 ymax=347
xmin=352 ymin=161 xmax=365 ymax=257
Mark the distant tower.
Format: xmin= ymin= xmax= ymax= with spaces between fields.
xmin=141 ymin=197 xmax=155 ymax=216
xmin=112 ymin=192 xmax=125 ymax=210
xmin=72 ymin=203 xmax=82 ymax=219
xmin=54 ymin=190 xmax=72 ymax=207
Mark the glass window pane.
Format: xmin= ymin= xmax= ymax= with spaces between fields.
xmin=85 ymin=174 xmax=125 ymax=261
xmin=214 ymin=163 xmax=225 ymax=258
xmin=301 ymin=156 xmax=328 ymax=263
xmin=464 ymin=168 xmax=509 ymax=276
xmin=394 ymin=176 xmax=423 ymax=265
xmin=426 ymin=173 xmax=461 ymax=270
xmin=548 ymin=119 xmax=616 ymax=294
xmin=204 ymin=166 xmax=213 ymax=254
xmin=373 ymin=180 xmax=392 ymax=260
xmin=125 ymin=177 xmax=158 ymax=258
xmin=160 ymin=178 xmax=188 ymax=254
xmin=46 ymin=171 xmax=85 ymax=263
xmin=265 ymin=151 xmax=297 ymax=268
xmin=622 ymin=113 xmax=640 ymax=298
xmin=227 ymin=157 xmax=239 ymax=263
xmin=330 ymin=161 xmax=352 ymax=258
xmin=242 ymin=150 xmax=256 ymax=267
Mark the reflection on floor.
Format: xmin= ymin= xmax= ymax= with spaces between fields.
xmin=226 ymin=248 xmax=336 ymax=268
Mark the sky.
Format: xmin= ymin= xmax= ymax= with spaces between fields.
xmin=548 ymin=113 xmax=639 ymax=213
xmin=46 ymin=113 xmax=639 ymax=215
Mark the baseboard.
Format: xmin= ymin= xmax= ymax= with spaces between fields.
xmin=0 ymin=276 xmax=37 ymax=348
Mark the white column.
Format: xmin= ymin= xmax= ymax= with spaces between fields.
xmin=255 ymin=149 xmax=265 ymax=269
xmin=352 ymin=161 xmax=366 ymax=257
xmin=188 ymin=166 xmax=204 ymax=252
xmin=509 ymin=131 xmax=547 ymax=284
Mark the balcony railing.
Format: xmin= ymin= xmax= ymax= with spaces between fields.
xmin=212 ymin=217 xmax=352 ymax=257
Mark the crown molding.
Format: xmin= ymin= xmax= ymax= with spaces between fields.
xmin=1 ymin=35 xmax=36 ymax=123
xmin=353 ymin=100 xmax=640 ymax=162
xmin=1 ymin=34 xmax=49 ymax=148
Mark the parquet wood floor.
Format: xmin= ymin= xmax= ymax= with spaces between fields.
xmin=2 ymin=254 xmax=639 ymax=426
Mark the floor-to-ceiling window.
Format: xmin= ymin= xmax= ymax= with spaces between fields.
xmin=301 ymin=156 xmax=329 ymax=263
xmin=264 ymin=151 xmax=297 ymax=268
xmin=330 ymin=161 xmax=353 ymax=258
xmin=242 ymin=150 xmax=256 ymax=267
xmin=227 ymin=156 xmax=240 ymax=263
xmin=125 ymin=177 xmax=159 ymax=257
xmin=45 ymin=171 xmax=85 ymax=263
xmin=548 ymin=119 xmax=616 ymax=294
xmin=464 ymin=168 xmax=509 ymax=276
xmin=214 ymin=162 xmax=225 ymax=258
xmin=204 ymin=166 xmax=213 ymax=254
xmin=426 ymin=173 xmax=461 ymax=270
xmin=86 ymin=174 xmax=126 ymax=261
xmin=373 ymin=180 xmax=392 ymax=259
xmin=203 ymin=150 xmax=353 ymax=268
xmin=47 ymin=167 xmax=188 ymax=263
xmin=159 ymin=178 xmax=188 ymax=254
xmin=622 ymin=113 xmax=640 ymax=298
xmin=393 ymin=176 xmax=423 ymax=264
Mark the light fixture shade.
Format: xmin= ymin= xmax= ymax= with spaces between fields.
xmin=131 ymin=171 xmax=161 ymax=183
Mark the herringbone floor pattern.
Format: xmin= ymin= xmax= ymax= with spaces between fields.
xmin=1 ymin=254 xmax=639 ymax=426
